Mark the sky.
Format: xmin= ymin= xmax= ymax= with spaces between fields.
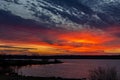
xmin=0 ymin=0 xmax=120 ymax=55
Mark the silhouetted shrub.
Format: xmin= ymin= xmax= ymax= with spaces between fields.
xmin=88 ymin=67 xmax=118 ymax=80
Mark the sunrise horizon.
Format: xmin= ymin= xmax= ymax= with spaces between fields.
xmin=0 ymin=0 xmax=120 ymax=56
xmin=0 ymin=1 xmax=120 ymax=80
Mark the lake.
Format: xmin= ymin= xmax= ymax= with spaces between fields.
xmin=16 ymin=59 xmax=120 ymax=79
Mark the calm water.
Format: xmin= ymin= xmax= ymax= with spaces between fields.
xmin=16 ymin=59 xmax=120 ymax=79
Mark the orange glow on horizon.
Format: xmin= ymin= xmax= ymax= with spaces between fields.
xmin=0 ymin=27 xmax=120 ymax=55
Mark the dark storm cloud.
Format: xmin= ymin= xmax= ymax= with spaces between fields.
xmin=1 ymin=0 xmax=120 ymax=29
xmin=53 ymin=0 xmax=120 ymax=27
xmin=35 ymin=0 xmax=120 ymax=27
xmin=0 ymin=10 xmax=52 ymax=30
xmin=0 ymin=10 xmax=33 ymax=25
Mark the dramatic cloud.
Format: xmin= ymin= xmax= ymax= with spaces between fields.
xmin=0 ymin=0 xmax=120 ymax=55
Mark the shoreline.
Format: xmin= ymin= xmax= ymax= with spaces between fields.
xmin=0 ymin=59 xmax=63 ymax=66
xmin=0 ymin=55 xmax=120 ymax=59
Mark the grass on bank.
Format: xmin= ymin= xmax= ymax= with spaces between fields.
xmin=88 ymin=67 xmax=118 ymax=80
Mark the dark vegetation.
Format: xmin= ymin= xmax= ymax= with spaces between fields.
xmin=88 ymin=67 xmax=118 ymax=80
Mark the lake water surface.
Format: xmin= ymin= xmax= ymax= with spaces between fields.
xmin=17 ymin=59 xmax=120 ymax=79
